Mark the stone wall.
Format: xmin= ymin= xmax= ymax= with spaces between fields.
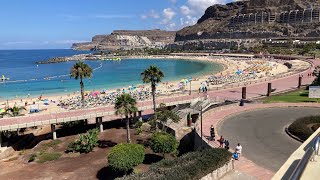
xmin=200 ymin=160 xmax=234 ymax=180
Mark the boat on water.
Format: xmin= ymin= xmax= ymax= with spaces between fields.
xmin=0 ymin=75 xmax=9 ymax=81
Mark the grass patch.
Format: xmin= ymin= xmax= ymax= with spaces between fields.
xmin=263 ymin=90 xmax=318 ymax=103
xmin=19 ymin=149 xmax=28 ymax=155
xmin=28 ymin=153 xmax=37 ymax=162
xmin=38 ymin=152 xmax=61 ymax=163
xmin=39 ymin=139 xmax=62 ymax=153
xmin=7 ymin=157 xmax=18 ymax=161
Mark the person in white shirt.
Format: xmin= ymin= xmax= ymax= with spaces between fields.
xmin=235 ymin=143 xmax=242 ymax=159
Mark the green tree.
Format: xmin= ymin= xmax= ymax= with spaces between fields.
xmin=154 ymin=103 xmax=180 ymax=131
xmin=150 ymin=132 xmax=178 ymax=158
xmin=108 ymin=143 xmax=145 ymax=173
xmin=115 ymin=93 xmax=138 ymax=143
xmin=67 ymin=128 xmax=99 ymax=153
xmin=141 ymin=66 xmax=164 ymax=124
xmin=70 ymin=62 xmax=93 ymax=107
xmin=5 ymin=106 xmax=26 ymax=117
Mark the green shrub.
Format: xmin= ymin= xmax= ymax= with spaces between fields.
xmin=135 ymin=120 xmax=143 ymax=129
xmin=117 ymin=148 xmax=232 ymax=180
xmin=288 ymin=116 xmax=320 ymax=141
xmin=312 ymin=124 xmax=320 ymax=132
xmin=38 ymin=152 xmax=61 ymax=163
xmin=150 ymin=132 xmax=178 ymax=157
xmin=108 ymin=143 xmax=145 ymax=173
xmin=135 ymin=128 xmax=142 ymax=135
xmin=28 ymin=153 xmax=37 ymax=162
xmin=67 ymin=128 xmax=99 ymax=153
xmin=283 ymin=62 xmax=292 ymax=69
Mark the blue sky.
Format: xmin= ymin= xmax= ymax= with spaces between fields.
xmin=0 ymin=0 xmax=231 ymax=49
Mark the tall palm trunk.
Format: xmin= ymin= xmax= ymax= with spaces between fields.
xmin=80 ymin=76 xmax=85 ymax=108
xmin=151 ymin=84 xmax=156 ymax=113
xmin=126 ymin=115 xmax=131 ymax=143
xmin=151 ymin=83 xmax=158 ymax=129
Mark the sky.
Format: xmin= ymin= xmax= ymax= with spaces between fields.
xmin=0 ymin=0 xmax=232 ymax=49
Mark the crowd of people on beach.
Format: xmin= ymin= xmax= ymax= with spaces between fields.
xmin=206 ymin=60 xmax=279 ymax=86
xmin=210 ymin=125 xmax=243 ymax=160
xmin=59 ymin=87 xmax=158 ymax=110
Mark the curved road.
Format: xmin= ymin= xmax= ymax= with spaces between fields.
xmin=218 ymin=107 xmax=320 ymax=172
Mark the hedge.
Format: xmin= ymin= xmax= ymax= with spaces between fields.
xmin=150 ymin=132 xmax=178 ymax=157
xmin=288 ymin=115 xmax=320 ymax=141
xmin=117 ymin=148 xmax=232 ymax=180
xmin=108 ymin=143 xmax=145 ymax=173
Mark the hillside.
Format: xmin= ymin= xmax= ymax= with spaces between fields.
xmin=175 ymin=0 xmax=320 ymax=42
xmin=72 ymin=29 xmax=176 ymax=51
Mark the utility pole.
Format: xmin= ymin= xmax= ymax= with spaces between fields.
xmin=189 ymin=80 xmax=192 ymax=95
xmin=200 ymin=105 xmax=203 ymax=149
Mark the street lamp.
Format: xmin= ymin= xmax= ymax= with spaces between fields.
xmin=200 ymin=105 xmax=203 ymax=149
xmin=189 ymin=80 xmax=192 ymax=95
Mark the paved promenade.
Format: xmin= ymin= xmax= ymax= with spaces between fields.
xmin=201 ymin=103 xmax=320 ymax=180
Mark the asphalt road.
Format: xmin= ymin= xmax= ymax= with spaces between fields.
xmin=218 ymin=107 xmax=320 ymax=172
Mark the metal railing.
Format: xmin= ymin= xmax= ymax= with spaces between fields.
xmin=288 ymin=135 xmax=320 ymax=180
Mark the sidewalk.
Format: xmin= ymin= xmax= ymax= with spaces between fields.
xmin=201 ymin=103 xmax=320 ymax=180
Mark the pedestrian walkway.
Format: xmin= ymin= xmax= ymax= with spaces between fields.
xmin=201 ymin=103 xmax=320 ymax=180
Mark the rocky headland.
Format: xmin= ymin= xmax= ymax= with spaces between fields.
xmin=72 ymin=29 xmax=176 ymax=51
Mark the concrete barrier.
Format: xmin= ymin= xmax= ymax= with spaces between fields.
xmin=200 ymin=160 xmax=234 ymax=180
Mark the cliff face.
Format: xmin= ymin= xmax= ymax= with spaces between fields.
xmin=175 ymin=0 xmax=320 ymax=41
xmin=72 ymin=29 xmax=176 ymax=51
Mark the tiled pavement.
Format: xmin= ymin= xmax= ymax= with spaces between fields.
xmin=201 ymin=103 xmax=320 ymax=180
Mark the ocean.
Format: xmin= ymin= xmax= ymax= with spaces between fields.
xmin=0 ymin=49 xmax=223 ymax=99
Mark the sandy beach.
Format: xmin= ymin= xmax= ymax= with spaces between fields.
xmin=0 ymin=55 xmax=311 ymax=116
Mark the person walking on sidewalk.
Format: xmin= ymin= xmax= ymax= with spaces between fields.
xmin=235 ymin=143 xmax=242 ymax=159
xmin=224 ymin=140 xmax=230 ymax=150
xmin=218 ymin=136 xmax=225 ymax=148
xmin=210 ymin=125 xmax=215 ymax=141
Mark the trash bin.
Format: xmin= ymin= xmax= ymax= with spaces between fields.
xmin=239 ymin=99 xmax=244 ymax=106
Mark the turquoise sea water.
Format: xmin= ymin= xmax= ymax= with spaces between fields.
xmin=0 ymin=49 xmax=223 ymax=99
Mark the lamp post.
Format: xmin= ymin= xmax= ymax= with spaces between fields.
xmin=200 ymin=105 xmax=203 ymax=149
xmin=189 ymin=80 xmax=192 ymax=95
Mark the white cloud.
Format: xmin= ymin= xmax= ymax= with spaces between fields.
xmin=163 ymin=8 xmax=176 ymax=20
xmin=167 ymin=22 xmax=176 ymax=30
xmin=180 ymin=15 xmax=198 ymax=26
xmin=161 ymin=8 xmax=176 ymax=24
xmin=186 ymin=0 xmax=225 ymax=13
xmin=149 ymin=10 xmax=160 ymax=19
xmin=180 ymin=5 xmax=194 ymax=16
xmin=140 ymin=9 xmax=160 ymax=20
xmin=169 ymin=0 xmax=177 ymax=4
xmin=140 ymin=15 xmax=148 ymax=19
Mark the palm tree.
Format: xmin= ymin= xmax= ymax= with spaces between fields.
xmin=154 ymin=103 xmax=180 ymax=131
xmin=5 ymin=106 xmax=26 ymax=117
xmin=70 ymin=62 xmax=93 ymax=107
xmin=141 ymin=65 xmax=164 ymax=115
xmin=114 ymin=93 xmax=138 ymax=143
